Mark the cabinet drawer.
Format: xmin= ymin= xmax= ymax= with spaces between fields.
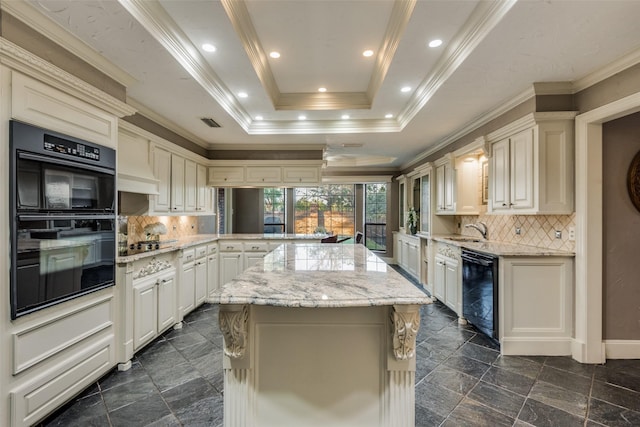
xmin=244 ymin=241 xmax=270 ymax=252
xmin=182 ymin=248 xmax=196 ymax=263
xmin=207 ymin=243 xmax=218 ymax=254
xmin=220 ymin=242 xmax=243 ymax=252
xmin=195 ymin=245 xmax=208 ymax=259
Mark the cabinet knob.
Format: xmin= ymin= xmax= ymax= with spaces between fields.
xmin=224 ymin=178 xmax=228 ymax=181
xmin=502 ymin=203 xmax=507 ymax=206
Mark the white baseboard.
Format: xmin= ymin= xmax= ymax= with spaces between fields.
xmin=604 ymin=340 xmax=640 ymax=359
xmin=501 ymin=337 xmax=572 ymax=356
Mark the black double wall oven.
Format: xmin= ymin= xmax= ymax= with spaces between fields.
xmin=10 ymin=120 xmax=117 ymax=319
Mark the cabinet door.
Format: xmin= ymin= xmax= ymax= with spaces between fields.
xmin=433 ymin=256 xmax=446 ymax=302
xmin=510 ymin=129 xmax=534 ymax=210
xmin=443 ymin=162 xmax=455 ymax=211
xmin=435 ymin=165 xmax=446 ymax=212
xmin=445 ymin=259 xmax=459 ymax=312
xmin=244 ymin=252 xmax=267 ymax=270
xmin=171 ymin=154 xmax=185 ymax=212
xmin=134 ymin=277 xmax=157 ymax=350
xmin=195 ymin=259 xmax=207 ymax=306
xmin=207 ymin=254 xmax=219 ymax=298
xmin=491 ymin=138 xmax=510 ymax=211
xmin=184 ymin=159 xmax=197 ymax=212
xmin=157 ymin=273 xmax=176 ymax=332
xmin=209 ymin=166 xmax=244 ymax=185
xmin=220 ymin=252 xmax=243 ymax=286
xmin=196 ymin=164 xmax=208 ymax=212
xmin=407 ymin=241 xmax=419 ymax=278
xmin=181 ymin=261 xmax=195 ymax=316
xmin=152 ymin=148 xmax=172 ymax=212
xmin=283 ymin=166 xmax=319 ymax=184
xmin=246 ymin=166 xmax=281 ymax=184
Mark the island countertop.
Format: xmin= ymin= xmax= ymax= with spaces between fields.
xmin=216 ymin=243 xmax=432 ymax=308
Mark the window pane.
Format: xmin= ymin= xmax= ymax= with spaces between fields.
xmin=264 ymin=188 xmax=286 ymax=233
xmin=365 ymin=183 xmax=387 ymax=251
xmin=294 ymin=185 xmax=355 ymax=238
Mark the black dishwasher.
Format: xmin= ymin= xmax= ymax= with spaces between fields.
xmin=462 ymin=249 xmax=499 ymax=343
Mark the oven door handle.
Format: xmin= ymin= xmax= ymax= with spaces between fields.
xmin=17 ymin=214 xmax=115 ymax=221
xmin=18 ymin=151 xmax=115 ymax=176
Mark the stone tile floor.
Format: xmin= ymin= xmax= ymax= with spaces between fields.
xmin=40 ymin=287 xmax=640 ymax=426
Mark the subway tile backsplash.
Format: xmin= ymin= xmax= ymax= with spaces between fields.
xmin=458 ymin=213 xmax=576 ymax=252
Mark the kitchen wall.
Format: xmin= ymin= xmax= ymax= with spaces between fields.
xmin=602 ymin=112 xmax=640 ymax=340
xmin=124 ymin=215 xmax=216 ymax=244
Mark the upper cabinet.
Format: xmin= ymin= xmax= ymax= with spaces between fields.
xmin=434 ymin=144 xmax=483 ymax=216
xmin=208 ymin=160 xmax=323 ymax=187
xmin=488 ymin=112 xmax=576 ymax=215
xmin=435 ymin=154 xmax=455 ymax=214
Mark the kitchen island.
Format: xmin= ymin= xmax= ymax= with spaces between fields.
xmin=215 ymin=243 xmax=431 ymax=427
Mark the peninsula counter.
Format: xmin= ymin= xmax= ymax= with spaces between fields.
xmin=216 ymin=243 xmax=431 ymax=427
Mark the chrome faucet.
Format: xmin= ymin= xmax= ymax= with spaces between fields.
xmin=465 ymin=222 xmax=488 ymax=240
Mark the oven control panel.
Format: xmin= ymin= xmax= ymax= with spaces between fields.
xmin=44 ymin=135 xmax=100 ymax=161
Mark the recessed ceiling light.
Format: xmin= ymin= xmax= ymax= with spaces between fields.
xmin=298 ymin=115 xmax=306 ymax=120
xmin=202 ymin=43 xmax=216 ymax=52
xmin=341 ymin=114 xmax=350 ymax=120
xmin=362 ymin=50 xmax=374 ymax=57
xmin=385 ymin=113 xmax=393 ymax=119
xmin=401 ymin=86 xmax=411 ymax=93
xmin=255 ymin=115 xmax=263 ymax=121
xmin=318 ymin=87 xmax=327 ymax=92
xmin=238 ymin=92 xmax=248 ymax=98
xmin=269 ymin=51 xmax=281 ymax=59
xmin=428 ymin=39 xmax=443 ymax=48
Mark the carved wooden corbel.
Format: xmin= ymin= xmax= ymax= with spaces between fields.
xmin=219 ymin=305 xmax=249 ymax=359
xmin=390 ymin=306 xmax=420 ymax=361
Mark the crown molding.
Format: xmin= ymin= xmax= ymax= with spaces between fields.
xmin=322 ymin=175 xmax=394 ymax=184
xmin=0 ymin=37 xmax=136 ymax=117
xmin=247 ymin=118 xmax=401 ymax=135
xmin=573 ymin=46 xmax=640 ymax=93
xmin=2 ymin=0 xmax=137 ymax=88
xmin=126 ymin=97 xmax=211 ymax=148
xmin=397 ymin=0 xmax=517 ymax=129
xmin=325 ymin=156 xmax=397 ymax=168
xmin=401 ymin=84 xmax=534 ymax=170
xmin=117 ymin=0 xmax=252 ymax=130
xmin=533 ymin=81 xmax=574 ymax=95
xmin=276 ymin=92 xmax=371 ymax=111
xmin=209 ymin=143 xmax=325 ymax=151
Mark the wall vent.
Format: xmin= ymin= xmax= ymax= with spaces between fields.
xmin=201 ymin=117 xmax=221 ymax=128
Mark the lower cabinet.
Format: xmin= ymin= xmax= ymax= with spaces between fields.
xmin=220 ymin=251 xmax=243 ymax=286
xmin=133 ymin=268 xmax=177 ymax=351
xmin=207 ymin=244 xmax=219 ymax=299
xmin=395 ymin=233 xmax=420 ymax=281
xmin=243 ymin=241 xmax=269 ymax=269
xmin=433 ymin=243 xmax=461 ymax=316
xmin=180 ymin=249 xmax=196 ymax=317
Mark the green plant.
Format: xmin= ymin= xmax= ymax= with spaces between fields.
xmin=406 ymin=207 xmax=418 ymax=229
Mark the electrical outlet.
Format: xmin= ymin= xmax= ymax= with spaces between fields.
xmin=555 ymin=230 xmax=562 ymax=239
xmin=569 ymin=227 xmax=575 ymax=241
xmin=515 ymin=227 xmax=521 ymax=235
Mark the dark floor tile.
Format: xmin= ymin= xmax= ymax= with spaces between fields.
xmin=591 ymin=381 xmax=640 ymax=412
xmin=588 ymin=398 xmax=640 ymax=426
xmin=594 ymin=366 xmax=640 ymax=393
xmin=162 ymin=377 xmax=217 ymax=412
xmin=98 ymin=361 xmax=148 ymax=392
xmin=468 ymin=332 xmax=500 ymax=350
xmin=443 ymin=397 xmax=515 ymax=427
xmin=468 ymin=381 xmax=525 ymax=419
xmin=190 ymin=346 xmax=223 ymax=378
xmin=415 ymin=348 xmax=439 ymax=383
xmin=177 ymin=340 xmax=218 ymax=361
xmin=456 ymin=341 xmax=500 ymax=365
xmin=167 ymin=331 xmax=208 ymax=351
xmin=184 ymin=304 xmax=218 ymax=323
xmin=144 ymin=414 xmax=182 ymax=427
xmin=538 ymin=365 xmax=592 ymax=395
xmin=415 ymin=403 xmax=447 ymax=427
xmin=137 ymin=345 xmax=188 ymax=371
xmin=493 ymin=355 xmax=543 ymax=379
xmin=425 ymin=366 xmax=479 ymax=395
xmin=545 ymin=356 xmax=595 ymax=378
xmin=102 ymin=376 xmax=158 ymax=412
xmin=519 ymin=355 xmax=548 ymax=365
xmin=76 ymin=383 xmax=100 ymax=399
xmin=528 ymin=381 xmax=588 ymax=418
xmin=443 ymin=354 xmax=491 ymax=379
xmin=148 ymin=361 xmax=201 ymax=392
xmin=415 ymin=381 xmax=463 ymax=418
xmin=436 ymin=325 xmax=476 ymax=342
xmin=482 ymin=366 xmax=536 ymax=396
xmin=43 ymin=394 xmax=108 ymax=427
xmin=518 ymin=398 xmax=584 ymax=427
xmin=174 ymin=395 xmax=224 ymax=427
xmin=108 ymin=392 xmax=171 ymax=427
xmin=418 ymin=340 xmax=458 ymax=363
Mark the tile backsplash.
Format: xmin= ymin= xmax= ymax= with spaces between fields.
xmin=122 ymin=215 xmax=202 ymax=244
xmin=458 ymin=213 xmax=576 ymax=252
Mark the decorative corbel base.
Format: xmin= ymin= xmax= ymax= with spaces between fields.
xmin=219 ymin=304 xmax=249 ymax=359
xmin=390 ymin=305 xmax=421 ymax=361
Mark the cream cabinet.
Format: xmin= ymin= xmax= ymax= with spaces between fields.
xmin=243 ymin=241 xmax=270 ymax=269
xmin=180 ymin=248 xmax=196 ymax=316
xmin=206 ymin=244 xmax=219 ymax=299
xmin=500 ymin=256 xmax=574 ymax=355
xmin=196 ymin=164 xmax=208 ymax=212
xmin=209 ymin=160 xmax=323 ymax=187
xmin=220 ymin=242 xmax=244 ymax=286
xmin=170 ymin=154 xmax=185 ymax=212
xmin=395 ymin=233 xmax=420 ymax=281
xmin=434 ymin=147 xmax=482 ymax=216
xmin=488 ymin=112 xmax=576 ymax=214
xmin=194 ymin=246 xmax=208 ymax=307
xmin=151 ymin=147 xmax=172 ymax=213
xmin=433 ymin=243 xmax=461 ymax=316
xmin=435 ymin=155 xmax=455 ymax=214
xmin=133 ymin=268 xmax=177 ymax=351
xmin=184 ymin=159 xmax=197 ymax=212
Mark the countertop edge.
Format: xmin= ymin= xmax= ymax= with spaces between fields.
xmin=430 ymin=234 xmax=575 ymax=257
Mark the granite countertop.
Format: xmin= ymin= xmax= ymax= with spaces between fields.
xmin=214 ymin=243 xmax=432 ymax=308
xmin=430 ymin=234 xmax=575 ymax=256
xmin=116 ymin=233 xmax=326 ymax=263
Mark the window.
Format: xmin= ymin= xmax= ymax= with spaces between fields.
xmin=365 ymin=183 xmax=387 ymax=251
xmin=294 ymin=185 xmax=355 ymax=239
xmin=217 ymin=188 xmax=226 ymax=234
xmin=264 ymin=188 xmax=286 ymax=233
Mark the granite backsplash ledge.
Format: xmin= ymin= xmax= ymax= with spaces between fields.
xmin=458 ymin=213 xmax=576 ymax=252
